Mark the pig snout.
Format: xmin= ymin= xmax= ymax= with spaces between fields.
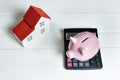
xmin=66 ymin=50 xmax=75 ymax=58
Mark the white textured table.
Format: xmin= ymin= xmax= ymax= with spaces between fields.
xmin=0 ymin=0 xmax=120 ymax=80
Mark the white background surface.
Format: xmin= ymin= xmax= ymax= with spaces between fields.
xmin=0 ymin=0 xmax=120 ymax=80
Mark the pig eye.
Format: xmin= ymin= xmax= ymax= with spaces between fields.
xmin=82 ymin=37 xmax=88 ymax=43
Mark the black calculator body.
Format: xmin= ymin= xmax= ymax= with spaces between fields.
xmin=64 ymin=28 xmax=103 ymax=70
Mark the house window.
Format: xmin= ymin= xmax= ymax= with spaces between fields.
xmin=41 ymin=28 xmax=45 ymax=34
xmin=27 ymin=36 xmax=32 ymax=41
xmin=40 ymin=21 xmax=44 ymax=27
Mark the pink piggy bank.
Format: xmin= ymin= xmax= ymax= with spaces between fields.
xmin=66 ymin=31 xmax=99 ymax=61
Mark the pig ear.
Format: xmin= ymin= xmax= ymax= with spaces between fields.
xmin=79 ymin=47 xmax=89 ymax=55
xmin=78 ymin=48 xmax=83 ymax=55
xmin=70 ymin=37 xmax=77 ymax=44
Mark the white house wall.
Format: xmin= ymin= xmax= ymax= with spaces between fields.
xmin=35 ymin=17 xmax=50 ymax=34
xmin=22 ymin=17 xmax=50 ymax=47
xmin=21 ymin=31 xmax=35 ymax=47
xmin=31 ymin=17 xmax=50 ymax=41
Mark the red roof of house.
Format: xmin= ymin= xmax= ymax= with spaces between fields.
xmin=12 ymin=5 xmax=50 ymax=41
xmin=12 ymin=20 xmax=35 ymax=41
xmin=24 ymin=5 xmax=51 ymax=28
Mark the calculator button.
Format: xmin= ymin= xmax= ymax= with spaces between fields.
xmin=95 ymin=58 xmax=100 ymax=62
xmin=84 ymin=60 xmax=89 ymax=63
xmin=73 ymin=59 xmax=78 ymax=62
xmin=67 ymin=58 xmax=72 ymax=63
xmin=96 ymin=62 xmax=101 ymax=67
xmin=73 ymin=63 xmax=78 ymax=67
xmin=95 ymin=54 xmax=99 ymax=57
xmin=84 ymin=62 xmax=90 ymax=67
xmin=67 ymin=63 xmax=72 ymax=67
xmin=90 ymin=60 xmax=96 ymax=66
xmin=90 ymin=60 xmax=94 ymax=64
xmin=79 ymin=62 xmax=84 ymax=67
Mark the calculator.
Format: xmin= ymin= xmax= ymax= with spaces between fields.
xmin=64 ymin=28 xmax=103 ymax=70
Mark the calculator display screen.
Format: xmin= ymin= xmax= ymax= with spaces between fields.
xmin=66 ymin=33 xmax=77 ymax=40
xmin=66 ymin=32 xmax=96 ymax=40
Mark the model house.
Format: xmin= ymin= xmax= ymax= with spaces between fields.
xmin=12 ymin=5 xmax=51 ymax=47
